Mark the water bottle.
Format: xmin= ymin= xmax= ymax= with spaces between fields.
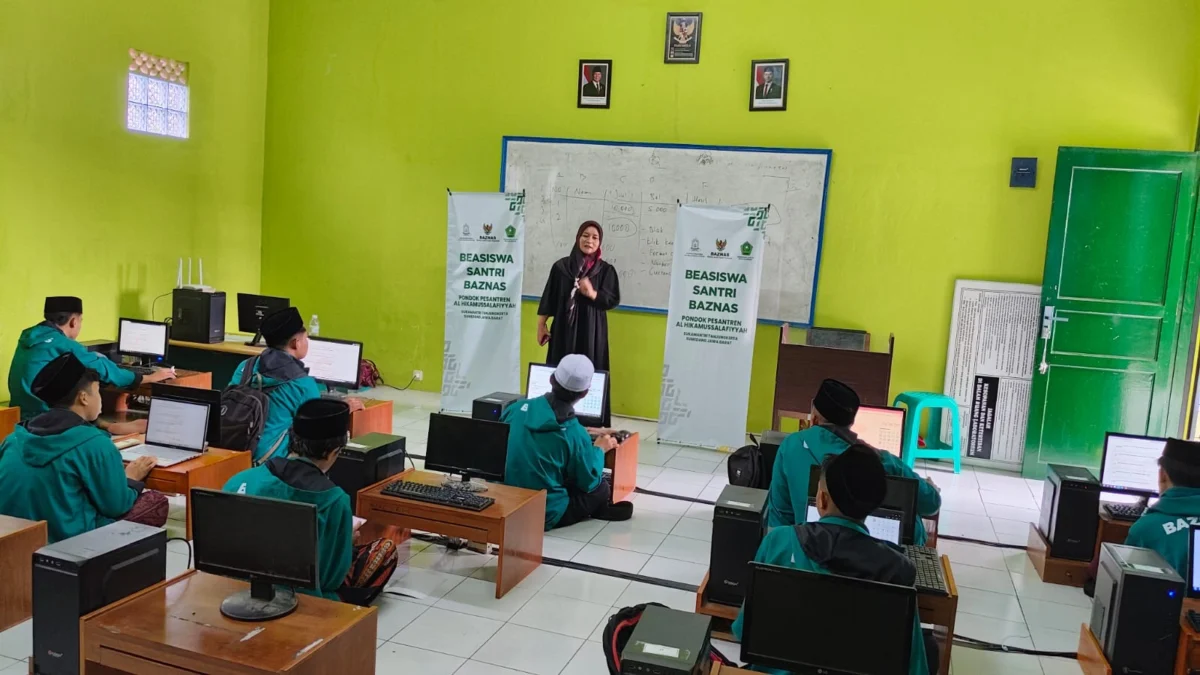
xmin=310 ymin=314 xmax=320 ymax=336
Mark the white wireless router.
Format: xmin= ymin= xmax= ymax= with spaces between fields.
xmin=180 ymin=257 xmax=214 ymax=292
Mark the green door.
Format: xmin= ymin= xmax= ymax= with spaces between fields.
xmin=1022 ymin=147 xmax=1200 ymax=478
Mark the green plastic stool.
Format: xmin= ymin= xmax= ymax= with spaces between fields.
xmin=891 ymin=391 xmax=962 ymax=474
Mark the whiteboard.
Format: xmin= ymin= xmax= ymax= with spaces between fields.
xmin=501 ymin=137 xmax=831 ymax=325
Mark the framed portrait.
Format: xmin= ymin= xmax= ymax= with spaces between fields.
xmin=664 ymin=12 xmax=702 ymax=64
xmin=749 ymin=59 xmax=789 ymax=112
xmin=578 ymin=60 xmax=612 ymax=109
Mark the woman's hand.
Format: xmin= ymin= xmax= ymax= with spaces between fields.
xmin=537 ymin=319 xmax=551 ymax=346
xmin=578 ymin=277 xmax=597 ymax=300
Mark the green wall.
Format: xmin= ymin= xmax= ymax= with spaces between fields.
xmin=279 ymin=2 xmax=1200 ymax=431
xmin=0 ymin=0 xmax=269 ymax=401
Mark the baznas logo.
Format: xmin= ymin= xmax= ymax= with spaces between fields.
xmin=505 ymin=225 xmax=516 ymax=238
xmin=715 ymin=239 xmax=727 ymax=252
xmin=483 ymin=223 xmax=493 ymax=235
xmin=462 ymin=224 xmax=470 ymax=236
xmin=741 ymin=241 xmax=753 ymax=256
xmin=690 ymin=238 xmax=700 ymax=252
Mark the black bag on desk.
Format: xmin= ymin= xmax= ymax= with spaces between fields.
xmin=728 ymin=442 xmax=765 ymax=488
xmin=219 ymin=354 xmax=276 ymax=453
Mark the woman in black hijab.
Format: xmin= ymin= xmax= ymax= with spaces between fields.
xmin=537 ymin=221 xmax=621 ymax=371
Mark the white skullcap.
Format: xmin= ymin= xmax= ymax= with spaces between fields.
xmin=554 ymin=354 xmax=595 ymax=393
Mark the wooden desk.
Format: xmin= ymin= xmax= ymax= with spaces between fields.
xmin=1078 ymin=624 xmax=1112 ymax=675
xmin=0 ymin=516 xmax=46 ymax=633
xmin=81 ymin=570 xmax=376 ymax=675
xmin=169 ymin=339 xmax=264 ymax=389
xmin=0 ymin=406 xmax=18 ymax=442
xmin=1027 ymin=523 xmax=1089 ymax=587
xmin=710 ymin=664 xmax=754 ymax=674
xmin=102 ymin=369 xmax=212 ymax=414
xmin=696 ymin=555 xmax=957 ymax=675
xmin=772 ymin=335 xmax=894 ymax=431
xmin=1095 ymin=509 xmax=1132 ymax=560
xmin=1175 ymin=599 xmax=1200 ymax=674
xmin=119 ymin=436 xmax=251 ymax=539
xmin=350 ymin=398 xmax=393 ymax=436
xmin=606 ymin=432 xmax=640 ymax=503
xmin=357 ymin=469 xmax=545 ymax=598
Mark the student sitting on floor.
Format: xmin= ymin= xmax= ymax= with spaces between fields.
xmin=0 ymin=353 xmax=168 ymax=542
xmin=764 ymin=378 xmax=941 ymax=544
xmin=503 ymin=354 xmax=633 ymax=530
xmin=1124 ymin=437 xmax=1200 ymax=576
xmin=733 ymin=446 xmax=937 ymax=675
xmin=224 ymin=399 xmax=398 ymax=605
xmin=231 ymin=307 xmax=361 ymax=464
xmin=8 ymin=296 xmax=172 ymax=433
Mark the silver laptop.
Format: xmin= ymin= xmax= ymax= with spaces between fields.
xmin=120 ymin=397 xmax=210 ymax=467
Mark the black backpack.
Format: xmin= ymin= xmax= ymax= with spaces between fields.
xmin=219 ymin=355 xmax=283 ymax=458
xmin=728 ymin=442 xmax=764 ymax=488
xmin=602 ymin=603 xmax=731 ymax=675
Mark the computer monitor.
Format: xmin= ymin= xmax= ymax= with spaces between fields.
xmin=151 ymin=383 xmax=222 ymax=446
xmin=1100 ymin=432 xmax=1169 ymax=499
xmin=236 ymin=293 xmax=290 ymax=345
xmin=526 ymin=363 xmax=610 ymax=428
xmin=852 ymin=405 xmax=906 ymax=456
xmin=807 ymin=464 xmax=920 ymax=545
xmin=1189 ymin=525 xmax=1200 ymax=599
xmin=118 ymin=318 xmax=169 ymax=363
xmin=302 ymin=337 xmax=363 ymax=389
xmin=426 ymin=413 xmax=510 ymax=489
xmin=190 ymin=488 xmax=318 ymax=621
xmin=741 ymin=563 xmax=915 ymax=675
xmin=805 ymin=502 xmax=904 ymax=545
xmin=144 ymin=396 xmax=209 ymax=452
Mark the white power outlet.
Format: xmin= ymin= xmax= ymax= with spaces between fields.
xmin=413 ymin=370 xmax=424 ymax=382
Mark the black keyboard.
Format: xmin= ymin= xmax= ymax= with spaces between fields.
xmin=381 ymin=480 xmax=495 ymax=511
xmin=126 ymin=365 xmax=158 ymax=376
xmin=1103 ymin=503 xmax=1145 ymax=521
xmin=904 ymin=545 xmax=949 ymax=596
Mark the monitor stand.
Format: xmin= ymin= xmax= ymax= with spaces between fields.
xmin=249 ymin=331 xmax=263 ymax=347
xmin=220 ymin=581 xmax=298 ymax=621
xmin=442 ymin=473 xmax=488 ymax=493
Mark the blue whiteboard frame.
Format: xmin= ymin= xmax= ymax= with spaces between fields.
xmin=500 ymin=135 xmax=832 ymax=327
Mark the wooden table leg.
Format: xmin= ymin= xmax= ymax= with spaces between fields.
xmin=495 ymin=491 xmax=545 ymax=598
xmin=611 ymin=434 xmax=639 ymax=503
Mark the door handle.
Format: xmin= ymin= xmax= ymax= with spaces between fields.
xmin=1038 ymin=306 xmax=1068 ymax=374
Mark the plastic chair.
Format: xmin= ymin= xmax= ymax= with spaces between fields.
xmin=891 ymin=392 xmax=961 ymax=474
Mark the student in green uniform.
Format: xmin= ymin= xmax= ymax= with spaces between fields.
xmin=1124 ymin=437 xmax=1200 ymax=576
xmin=764 ymin=379 xmax=941 ymax=544
xmin=8 ymin=296 xmax=173 ymax=432
xmin=502 ymin=354 xmax=632 ymax=530
xmin=223 ymin=399 xmax=398 ymax=604
xmin=0 ymin=353 xmax=169 ymax=543
xmin=733 ymin=446 xmax=936 ymax=675
xmin=230 ymin=307 xmax=360 ymax=464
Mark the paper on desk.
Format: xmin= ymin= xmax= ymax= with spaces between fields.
xmin=352 ymin=516 xmax=367 ymax=530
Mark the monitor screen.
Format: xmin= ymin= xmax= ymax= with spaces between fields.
xmin=151 ymin=384 xmax=222 ymax=446
xmin=742 ymin=563 xmax=914 ymax=675
xmin=191 ymin=489 xmax=318 ymax=588
xmin=805 ymin=503 xmax=903 ymax=545
xmin=236 ymin=293 xmax=290 ymax=333
xmin=1101 ymin=433 xmax=1168 ymax=496
xmin=852 ymin=406 xmax=906 ymax=456
xmin=807 ymin=464 xmax=919 ymax=545
xmin=302 ymin=337 xmax=363 ymax=388
xmin=118 ymin=319 xmax=168 ymax=358
xmin=526 ymin=363 xmax=608 ymax=421
xmin=1190 ymin=525 xmax=1200 ymax=598
xmin=426 ymin=413 xmax=510 ymax=481
xmin=146 ymin=397 xmax=210 ymax=451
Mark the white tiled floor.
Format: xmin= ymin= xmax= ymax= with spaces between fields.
xmin=0 ymin=388 xmax=1085 ymax=674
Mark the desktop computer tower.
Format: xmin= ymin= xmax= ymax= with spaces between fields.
xmin=32 ymin=522 xmax=166 ymax=675
xmin=472 ymin=392 xmax=522 ymax=422
xmin=1090 ymin=543 xmax=1183 ymax=675
xmin=757 ymin=430 xmax=787 ymax=487
xmin=172 ymin=288 xmax=225 ymax=343
xmin=328 ymin=432 xmax=407 ymax=510
xmin=1038 ymin=464 xmax=1099 ymax=561
xmin=708 ymin=485 xmax=768 ymax=606
xmin=620 ymin=605 xmax=712 ymax=675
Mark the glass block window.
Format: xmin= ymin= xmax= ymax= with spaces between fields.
xmin=126 ymin=48 xmax=188 ymax=139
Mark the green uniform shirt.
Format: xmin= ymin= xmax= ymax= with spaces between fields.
xmin=8 ymin=323 xmax=137 ymax=420
xmin=223 ymin=459 xmax=353 ymax=601
xmin=765 ymin=425 xmax=941 ymax=545
xmin=0 ymin=410 xmax=138 ymax=542
xmin=1124 ymin=486 xmax=1200 ymax=577
xmin=732 ymin=517 xmax=929 ymax=675
xmin=232 ymin=350 xmax=322 ymax=464
xmin=501 ymin=395 xmax=603 ymax=529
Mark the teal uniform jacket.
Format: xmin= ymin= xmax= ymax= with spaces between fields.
xmin=224 ymin=457 xmax=352 ymax=600
xmin=1124 ymin=486 xmax=1200 ymax=576
xmin=765 ymin=425 xmax=941 ymax=545
xmin=502 ymin=395 xmax=604 ymax=530
xmin=0 ymin=409 xmax=141 ymax=543
xmin=8 ymin=322 xmax=138 ymax=420
xmin=232 ymin=349 xmax=322 ymax=464
xmin=732 ymin=517 xmax=929 ymax=675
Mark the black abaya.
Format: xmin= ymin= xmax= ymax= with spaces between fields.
xmin=538 ymin=257 xmax=620 ymax=371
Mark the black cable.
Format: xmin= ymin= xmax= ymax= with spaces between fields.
xmin=167 ymin=536 xmax=192 ymax=569
xmin=953 ymin=636 xmax=1076 ymax=659
xmin=938 ymin=534 xmax=1027 ymax=551
xmin=150 ymin=291 xmax=174 ymax=322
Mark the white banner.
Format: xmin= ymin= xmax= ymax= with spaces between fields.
xmin=658 ymin=205 xmax=767 ymax=448
xmin=941 ymin=279 xmax=1040 ymax=470
xmin=441 ymin=192 xmax=525 ymax=413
